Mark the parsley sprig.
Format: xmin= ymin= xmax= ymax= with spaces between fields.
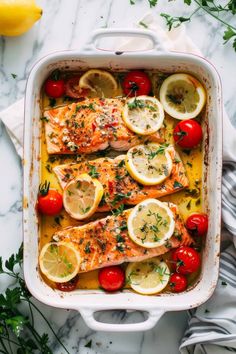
xmin=130 ymin=0 xmax=236 ymax=52
xmin=0 ymin=245 xmax=70 ymax=354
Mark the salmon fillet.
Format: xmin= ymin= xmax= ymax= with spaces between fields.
xmin=53 ymin=203 xmax=192 ymax=273
xmin=53 ymin=146 xmax=189 ymax=211
xmin=44 ymin=98 xmax=164 ymax=154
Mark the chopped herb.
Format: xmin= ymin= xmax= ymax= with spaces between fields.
xmin=174 ymin=158 xmax=181 ymax=163
xmin=49 ymin=98 xmax=56 ymax=107
xmin=185 ymin=188 xmax=200 ymax=198
xmin=112 ymin=204 xmax=125 ymax=216
xmin=195 ymin=198 xmax=201 ymax=206
xmin=167 ymin=94 xmax=183 ymax=105
xmin=84 ymin=242 xmax=91 ymax=254
xmin=84 ymin=340 xmax=92 ymax=348
xmin=186 ymin=200 xmax=191 ymax=210
xmin=139 ymin=21 xmax=148 ymax=28
xmin=127 ymin=98 xmax=156 ymax=111
xmin=115 ymin=173 xmax=123 ymax=180
xmin=76 ymin=103 xmax=95 ymax=112
xmin=11 ymin=73 xmax=17 ymax=79
xmin=205 ymin=309 xmax=210 ymax=313
xmin=88 ymin=164 xmax=100 ymax=178
xmin=221 ymin=281 xmax=227 ymax=286
xmin=116 ymin=244 xmax=125 ymax=252
xmin=111 ymin=192 xmax=131 ymax=206
xmin=173 ymin=180 xmax=183 ymax=189
xmin=45 ymin=163 xmax=52 ymax=173
xmin=116 ymin=234 xmax=125 ymax=243
xmin=119 ymin=221 xmax=127 ymax=231
xmin=80 ymin=206 xmax=91 ymax=214
xmin=187 ymin=161 xmax=193 ymax=167
xmin=54 ymin=215 xmax=64 ymax=226
xmin=40 ymin=116 xmax=49 ymax=122
xmin=147 ymin=143 xmax=169 ymax=160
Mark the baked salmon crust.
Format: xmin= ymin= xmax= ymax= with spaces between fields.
xmin=53 ymin=203 xmax=192 ymax=273
xmin=44 ymin=98 xmax=164 ymax=154
xmin=53 ymin=146 xmax=189 ymax=211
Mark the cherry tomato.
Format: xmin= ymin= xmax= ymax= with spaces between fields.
xmin=169 ymin=273 xmax=188 ymax=293
xmin=44 ymin=78 xmax=65 ymax=98
xmin=122 ymin=70 xmax=151 ymax=97
xmin=173 ymin=119 xmax=203 ymax=149
xmin=172 ymin=246 xmax=201 ymax=275
xmin=56 ymin=276 xmax=79 ymax=292
xmin=186 ymin=213 xmax=208 ymax=237
xmin=38 ymin=181 xmax=63 ymax=216
xmin=65 ymin=76 xmax=89 ymax=98
xmin=98 ymin=266 xmax=125 ymax=292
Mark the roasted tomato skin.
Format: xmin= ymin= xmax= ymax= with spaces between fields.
xmin=173 ymin=119 xmax=203 ymax=149
xmin=98 ymin=266 xmax=125 ymax=292
xmin=56 ymin=276 xmax=79 ymax=292
xmin=169 ymin=273 xmax=188 ymax=293
xmin=172 ymin=246 xmax=201 ymax=275
xmin=44 ymin=79 xmax=65 ymax=98
xmin=38 ymin=190 xmax=63 ymax=216
xmin=186 ymin=213 xmax=208 ymax=237
xmin=122 ymin=70 xmax=151 ymax=97
xmin=65 ymin=76 xmax=89 ymax=98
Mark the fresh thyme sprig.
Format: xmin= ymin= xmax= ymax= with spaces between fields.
xmin=0 ymin=244 xmax=70 ymax=354
xmin=130 ymin=0 xmax=236 ymax=52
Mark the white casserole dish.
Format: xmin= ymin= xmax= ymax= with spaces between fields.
xmin=23 ymin=29 xmax=222 ymax=332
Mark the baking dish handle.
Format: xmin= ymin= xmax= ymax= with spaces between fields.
xmin=82 ymin=28 xmax=167 ymax=53
xmin=79 ymin=308 xmax=164 ymax=332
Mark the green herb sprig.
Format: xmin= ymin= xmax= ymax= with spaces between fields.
xmin=0 ymin=245 xmax=70 ymax=353
xmin=129 ymin=0 xmax=236 ymax=53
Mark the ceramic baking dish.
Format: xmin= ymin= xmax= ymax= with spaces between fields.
xmin=23 ymin=29 xmax=222 ymax=332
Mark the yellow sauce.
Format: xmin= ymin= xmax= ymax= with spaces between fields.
xmin=39 ymin=71 xmax=203 ymax=291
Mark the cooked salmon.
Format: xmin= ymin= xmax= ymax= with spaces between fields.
xmin=53 ymin=146 xmax=189 ymax=211
xmin=53 ymin=203 xmax=192 ymax=273
xmin=44 ymin=98 xmax=164 ymax=154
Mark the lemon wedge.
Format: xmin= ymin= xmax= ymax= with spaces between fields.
xmin=126 ymin=258 xmax=170 ymax=295
xmin=0 ymin=0 xmax=42 ymax=36
xmin=79 ymin=69 xmax=118 ymax=97
xmin=159 ymin=73 xmax=206 ymax=120
xmin=127 ymin=199 xmax=175 ymax=248
xmin=39 ymin=242 xmax=81 ymax=283
xmin=125 ymin=143 xmax=173 ymax=185
xmin=63 ymin=173 xmax=104 ymax=220
xmin=122 ymin=96 xmax=164 ymax=135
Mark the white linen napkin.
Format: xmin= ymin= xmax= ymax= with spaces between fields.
xmin=0 ymin=13 xmax=236 ymax=353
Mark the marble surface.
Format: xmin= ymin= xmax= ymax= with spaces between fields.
xmin=0 ymin=0 xmax=236 ymax=353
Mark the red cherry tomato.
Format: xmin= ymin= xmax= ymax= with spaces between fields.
xmin=169 ymin=273 xmax=188 ymax=293
xmin=186 ymin=213 xmax=208 ymax=237
xmin=98 ymin=266 xmax=125 ymax=292
xmin=38 ymin=182 xmax=63 ymax=216
xmin=56 ymin=276 xmax=79 ymax=292
xmin=65 ymin=76 xmax=89 ymax=98
xmin=44 ymin=78 xmax=65 ymax=98
xmin=173 ymin=119 xmax=203 ymax=149
xmin=172 ymin=246 xmax=201 ymax=275
xmin=122 ymin=70 xmax=151 ymax=97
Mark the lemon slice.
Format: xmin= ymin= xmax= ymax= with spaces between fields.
xmin=159 ymin=73 xmax=206 ymax=120
xmin=39 ymin=242 xmax=81 ymax=283
xmin=122 ymin=96 xmax=164 ymax=135
xmin=125 ymin=143 xmax=173 ymax=185
xmin=126 ymin=258 xmax=170 ymax=295
xmin=79 ymin=69 xmax=118 ymax=97
xmin=127 ymin=199 xmax=175 ymax=248
xmin=63 ymin=173 xmax=104 ymax=220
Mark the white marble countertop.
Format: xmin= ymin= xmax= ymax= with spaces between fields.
xmin=0 ymin=0 xmax=236 ymax=353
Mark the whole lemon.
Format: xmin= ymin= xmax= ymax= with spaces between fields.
xmin=0 ymin=0 xmax=42 ymax=36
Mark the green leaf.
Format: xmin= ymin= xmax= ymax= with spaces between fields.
xmin=184 ymin=0 xmax=191 ymax=4
xmin=85 ymin=339 xmax=92 ymax=348
xmin=6 ymin=315 xmax=28 ymax=337
xmin=11 ymin=73 xmax=17 ymax=79
xmin=148 ymin=0 xmax=158 ymax=7
xmin=223 ymin=27 xmax=236 ymax=43
xmin=0 ymin=257 xmax=3 ymax=273
xmin=233 ymin=38 xmax=236 ymax=51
